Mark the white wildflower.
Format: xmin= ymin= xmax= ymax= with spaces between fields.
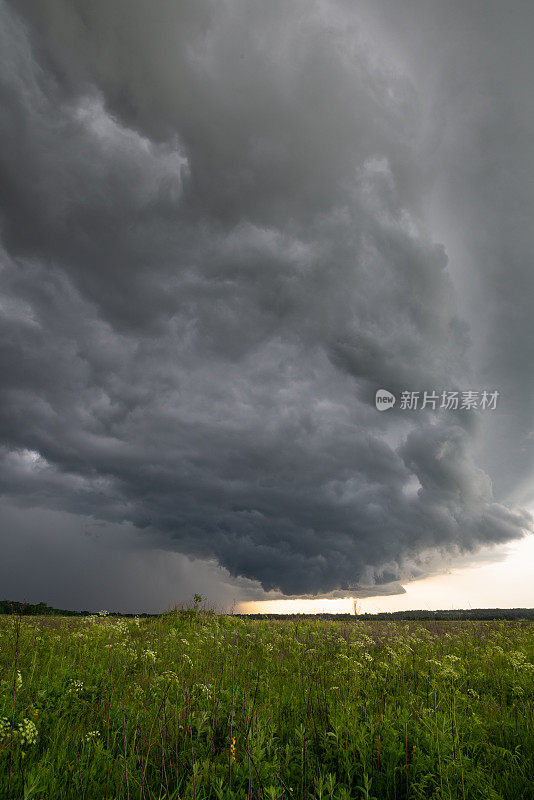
xmin=0 ymin=717 xmax=11 ymax=740
xmin=17 ymin=718 xmax=38 ymax=746
xmin=507 ymin=651 xmax=528 ymax=669
xmin=440 ymin=666 xmax=459 ymax=680
xmin=161 ymin=670 xmax=179 ymax=683
xmin=142 ymin=649 xmax=156 ymax=663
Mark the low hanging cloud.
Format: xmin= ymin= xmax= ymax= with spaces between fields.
xmin=0 ymin=0 xmax=532 ymax=601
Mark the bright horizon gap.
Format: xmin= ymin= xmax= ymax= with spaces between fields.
xmin=238 ymin=534 xmax=534 ymax=615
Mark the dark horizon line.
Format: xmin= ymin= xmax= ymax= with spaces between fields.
xmin=1 ymin=598 xmax=533 ymax=621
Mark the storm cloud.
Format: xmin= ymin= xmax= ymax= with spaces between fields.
xmin=0 ymin=0 xmax=532 ymax=603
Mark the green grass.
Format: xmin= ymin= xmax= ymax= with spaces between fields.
xmin=0 ymin=609 xmax=532 ymax=799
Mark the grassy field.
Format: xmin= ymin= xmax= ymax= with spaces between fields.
xmin=0 ymin=608 xmax=532 ymax=799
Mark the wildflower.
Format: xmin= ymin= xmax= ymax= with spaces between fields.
xmin=440 ymin=666 xmax=459 ymax=680
xmin=17 ymin=718 xmax=38 ymax=746
xmin=15 ymin=671 xmax=22 ymax=690
xmin=0 ymin=717 xmax=11 ymax=740
xmin=230 ymin=736 xmax=236 ymax=763
xmin=85 ymin=730 xmax=101 ymax=742
xmin=68 ymin=679 xmax=84 ymax=695
xmin=142 ymin=649 xmax=156 ymax=663
xmin=161 ymin=670 xmax=179 ymax=683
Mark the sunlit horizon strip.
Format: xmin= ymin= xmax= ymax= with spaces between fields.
xmin=238 ymin=534 xmax=534 ymax=615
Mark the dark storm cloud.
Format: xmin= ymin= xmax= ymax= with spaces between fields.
xmin=355 ymin=0 xmax=534 ymax=505
xmin=0 ymin=502 xmax=259 ymax=613
xmin=0 ymin=0 xmax=531 ymax=599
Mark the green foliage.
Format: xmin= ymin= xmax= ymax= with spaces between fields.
xmin=0 ymin=599 xmax=157 ymax=618
xmin=0 ymin=612 xmax=532 ymax=798
xmin=0 ymin=600 xmax=86 ymax=617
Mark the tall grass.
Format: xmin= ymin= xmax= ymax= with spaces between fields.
xmin=0 ymin=608 xmax=532 ymax=799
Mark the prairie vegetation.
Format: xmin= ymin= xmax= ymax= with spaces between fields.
xmin=0 ymin=607 xmax=532 ymax=799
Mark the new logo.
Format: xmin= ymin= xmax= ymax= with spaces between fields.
xmin=375 ymin=389 xmax=396 ymax=411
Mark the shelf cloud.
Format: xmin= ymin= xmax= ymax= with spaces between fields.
xmin=0 ymin=0 xmax=532 ymax=605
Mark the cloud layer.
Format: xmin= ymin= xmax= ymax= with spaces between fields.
xmin=0 ymin=0 xmax=532 ymax=601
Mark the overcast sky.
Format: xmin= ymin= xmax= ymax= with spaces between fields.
xmin=1 ymin=0 xmax=533 ymax=612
